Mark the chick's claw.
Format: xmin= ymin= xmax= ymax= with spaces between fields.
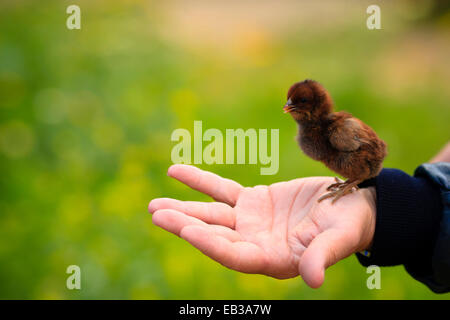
xmin=317 ymin=190 xmax=340 ymax=202
xmin=334 ymin=177 xmax=344 ymax=183
xmin=326 ymin=177 xmax=346 ymax=191
xmin=318 ymin=181 xmax=360 ymax=204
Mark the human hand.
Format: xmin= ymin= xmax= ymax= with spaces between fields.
xmin=148 ymin=164 xmax=376 ymax=288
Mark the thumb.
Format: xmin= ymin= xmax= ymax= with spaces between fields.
xmin=298 ymin=228 xmax=358 ymax=288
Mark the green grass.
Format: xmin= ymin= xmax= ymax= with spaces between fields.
xmin=0 ymin=0 xmax=449 ymax=299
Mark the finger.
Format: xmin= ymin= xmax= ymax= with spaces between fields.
xmin=152 ymin=209 xmax=241 ymax=242
xmin=298 ymin=228 xmax=358 ymax=288
xmin=167 ymin=164 xmax=243 ymax=206
xmin=149 ymin=198 xmax=235 ymax=229
xmin=180 ymin=225 xmax=266 ymax=274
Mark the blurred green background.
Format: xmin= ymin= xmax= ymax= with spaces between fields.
xmin=0 ymin=0 xmax=449 ymax=299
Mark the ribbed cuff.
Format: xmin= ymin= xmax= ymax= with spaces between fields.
xmin=356 ymin=168 xmax=442 ymax=267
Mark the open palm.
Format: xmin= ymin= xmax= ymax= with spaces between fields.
xmin=149 ymin=164 xmax=376 ymax=288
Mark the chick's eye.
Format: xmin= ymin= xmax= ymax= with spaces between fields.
xmin=300 ymin=98 xmax=308 ymax=103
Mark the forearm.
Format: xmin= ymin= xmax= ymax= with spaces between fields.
xmin=430 ymin=141 xmax=450 ymax=163
xmin=356 ymin=167 xmax=446 ymax=292
xmin=357 ymin=168 xmax=442 ymax=265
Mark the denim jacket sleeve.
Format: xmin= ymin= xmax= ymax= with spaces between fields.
xmin=356 ymin=162 xmax=450 ymax=293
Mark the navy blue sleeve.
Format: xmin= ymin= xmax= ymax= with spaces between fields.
xmin=356 ymin=168 xmax=445 ymax=292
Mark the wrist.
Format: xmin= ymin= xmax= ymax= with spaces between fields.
xmin=358 ymin=186 xmax=376 ymax=252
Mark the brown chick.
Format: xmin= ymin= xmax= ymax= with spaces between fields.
xmin=283 ymin=79 xmax=387 ymax=203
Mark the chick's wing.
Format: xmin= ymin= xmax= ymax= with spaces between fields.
xmin=328 ymin=118 xmax=371 ymax=152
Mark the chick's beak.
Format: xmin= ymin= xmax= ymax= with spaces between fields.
xmin=283 ymin=98 xmax=295 ymax=113
xmin=283 ymin=105 xmax=294 ymax=113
